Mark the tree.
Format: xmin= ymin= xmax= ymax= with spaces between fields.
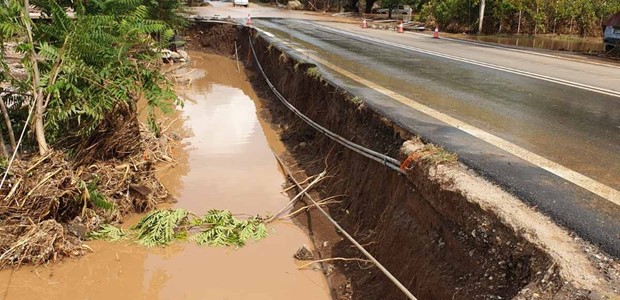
xmin=365 ymin=0 xmax=376 ymax=13
xmin=478 ymin=0 xmax=485 ymax=33
xmin=418 ymin=0 xmax=619 ymax=35
xmin=0 ymin=0 xmax=179 ymax=156
xmin=21 ymin=0 xmax=49 ymax=154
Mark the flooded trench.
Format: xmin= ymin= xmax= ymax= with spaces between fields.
xmin=184 ymin=22 xmax=620 ymax=300
xmin=0 ymin=52 xmax=330 ymax=299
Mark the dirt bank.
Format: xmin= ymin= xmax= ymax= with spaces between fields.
xmin=186 ymin=21 xmax=620 ymax=300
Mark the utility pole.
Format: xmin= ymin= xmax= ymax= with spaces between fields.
xmin=478 ymin=0 xmax=486 ymax=34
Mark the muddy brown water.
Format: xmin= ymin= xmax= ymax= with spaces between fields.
xmin=0 ymin=52 xmax=330 ymax=300
xmin=458 ymin=34 xmax=604 ymax=52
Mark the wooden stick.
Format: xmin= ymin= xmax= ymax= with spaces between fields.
xmin=25 ymin=152 xmax=53 ymax=173
xmin=234 ymin=41 xmax=241 ymax=73
xmin=281 ymin=174 xmax=317 ymax=193
xmin=21 ymin=168 xmax=62 ymax=207
xmin=297 ymin=257 xmax=372 ymax=269
xmin=266 ymin=171 xmax=326 ymax=223
xmin=280 ymin=194 xmax=346 ymax=219
xmin=5 ymin=177 xmax=22 ymax=204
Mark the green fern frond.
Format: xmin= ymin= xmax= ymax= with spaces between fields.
xmin=132 ymin=208 xmax=188 ymax=247
xmin=87 ymin=224 xmax=128 ymax=241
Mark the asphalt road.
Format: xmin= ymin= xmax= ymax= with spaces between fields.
xmin=244 ymin=18 xmax=620 ymax=257
xmin=194 ymin=2 xmax=620 ymax=257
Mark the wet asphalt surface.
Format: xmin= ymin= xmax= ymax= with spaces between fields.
xmin=251 ymin=18 xmax=620 ymax=257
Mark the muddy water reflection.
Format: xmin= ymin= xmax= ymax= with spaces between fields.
xmin=0 ymin=52 xmax=330 ymax=300
xmin=459 ymin=34 xmax=604 ymax=52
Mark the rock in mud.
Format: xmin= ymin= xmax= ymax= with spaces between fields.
xmin=130 ymin=184 xmax=152 ymax=197
xmin=161 ymin=49 xmax=188 ymax=63
xmin=294 ymin=244 xmax=314 ymax=260
xmin=177 ymin=49 xmax=190 ymax=62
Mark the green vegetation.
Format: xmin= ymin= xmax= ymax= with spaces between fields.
xmin=418 ymin=0 xmax=620 ymax=36
xmin=419 ymin=144 xmax=458 ymax=165
xmin=0 ymin=0 xmax=187 ymax=268
xmin=89 ymin=209 xmax=269 ymax=248
xmin=87 ymin=224 xmax=129 ymax=241
xmin=82 ymin=177 xmax=116 ymax=210
xmin=351 ymin=96 xmax=363 ymax=105
xmin=349 ymin=0 xmax=618 ymax=36
xmin=305 ymin=67 xmax=321 ymax=79
xmin=0 ymin=0 xmax=182 ymax=156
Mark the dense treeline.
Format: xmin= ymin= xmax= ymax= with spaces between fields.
xmin=418 ymin=0 xmax=620 ymax=36
xmin=332 ymin=0 xmax=620 ymax=36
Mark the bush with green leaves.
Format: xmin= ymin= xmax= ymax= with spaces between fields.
xmin=418 ymin=0 xmax=620 ymax=36
xmin=88 ymin=209 xmax=270 ymax=248
xmin=0 ymin=0 xmax=183 ymax=155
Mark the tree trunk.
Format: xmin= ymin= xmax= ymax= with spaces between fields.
xmin=478 ymin=0 xmax=485 ymax=34
xmin=364 ymin=0 xmax=375 ymax=13
xmin=534 ymin=6 xmax=539 ymax=35
xmin=350 ymin=0 xmax=359 ymax=12
xmin=0 ymin=126 xmax=7 ymax=158
xmin=34 ymin=93 xmax=48 ymax=155
xmin=517 ymin=9 xmax=522 ymax=34
xmin=22 ymin=0 xmax=49 ymax=155
xmin=0 ymin=98 xmax=16 ymax=152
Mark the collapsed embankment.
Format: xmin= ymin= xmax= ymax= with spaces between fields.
xmin=186 ymin=22 xmax=620 ymax=300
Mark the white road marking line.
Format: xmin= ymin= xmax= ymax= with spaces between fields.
xmin=257 ymin=28 xmax=275 ymax=37
xmin=297 ymin=21 xmax=620 ymax=98
xmin=256 ymin=28 xmax=620 ymax=207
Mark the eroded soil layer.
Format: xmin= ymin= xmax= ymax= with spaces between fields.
xmin=186 ymin=21 xmax=620 ymax=300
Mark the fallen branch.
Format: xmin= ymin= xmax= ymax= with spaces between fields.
xmin=160 ymin=116 xmax=181 ymax=135
xmin=280 ymin=194 xmax=346 ymax=219
xmin=281 ymin=174 xmax=318 ymax=193
xmin=297 ymin=257 xmax=373 ymax=269
xmin=25 ymin=152 xmax=53 ymax=173
xmin=234 ymin=41 xmax=240 ymax=73
xmin=0 ymin=97 xmax=16 ymax=152
xmin=4 ymin=177 xmax=22 ymax=204
xmin=266 ymin=171 xmax=326 ymax=223
xmin=21 ymin=168 xmax=62 ymax=207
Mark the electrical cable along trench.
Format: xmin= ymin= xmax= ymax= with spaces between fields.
xmin=247 ymin=33 xmax=418 ymax=300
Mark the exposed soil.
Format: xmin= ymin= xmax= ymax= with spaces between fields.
xmin=186 ymin=21 xmax=620 ymax=300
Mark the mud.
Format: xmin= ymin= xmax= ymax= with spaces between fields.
xmin=185 ymin=21 xmax=620 ymax=300
xmin=0 ymin=51 xmax=330 ymax=299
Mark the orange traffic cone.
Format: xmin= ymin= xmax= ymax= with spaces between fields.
xmin=433 ymin=25 xmax=439 ymax=38
xmin=362 ymin=18 xmax=367 ymax=29
xmin=246 ymin=14 xmax=252 ymax=26
xmin=398 ymin=23 xmax=404 ymax=33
